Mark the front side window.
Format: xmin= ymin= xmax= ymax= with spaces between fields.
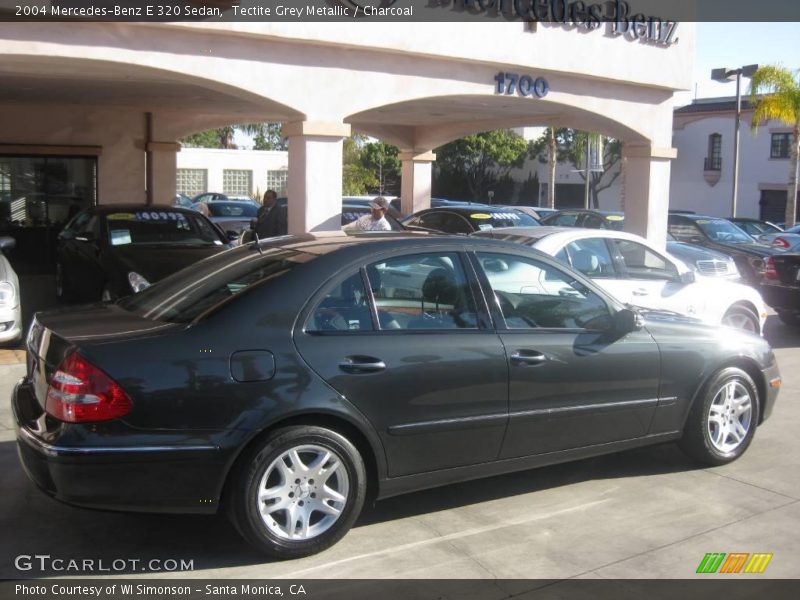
xmin=563 ymin=238 xmax=617 ymax=278
xmin=366 ymin=252 xmax=478 ymax=330
xmin=771 ymin=133 xmax=793 ymax=159
xmin=476 ymin=252 xmax=610 ymax=330
xmin=307 ymin=271 xmax=373 ymax=332
xmin=547 ymin=212 xmax=579 ymax=227
xmin=612 ymin=240 xmax=678 ymax=281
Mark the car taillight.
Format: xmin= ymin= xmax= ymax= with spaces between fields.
xmin=773 ymin=236 xmax=791 ymax=249
xmin=45 ymin=352 xmax=132 ymax=423
xmin=764 ymin=256 xmax=779 ymax=280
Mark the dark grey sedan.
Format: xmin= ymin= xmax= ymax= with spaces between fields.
xmin=15 ymin=233 xmax=780 ymax=559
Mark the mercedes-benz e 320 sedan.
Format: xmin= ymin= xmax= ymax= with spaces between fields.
xmin=14 ymin=233 xmax=780 ymax=558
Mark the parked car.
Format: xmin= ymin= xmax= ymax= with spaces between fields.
xmin=537 ymin=210 xmax=741 ymax=280
xmin=0 ymin=236 xmax=22 ymax=346
xmin=512 ymin=206 xmax=557 ymax=220
xmin=758 ymin=253 xmax=800 ymax=326
xmin=173 ymin=193 xmax=193 ymax=209
xmin=665 ymin=233 xmax=740 ymax=281
xmin=473 ymin=226 xmax=767 ymax=334
xmin=667 ymin=213 xmax=780 ymax=284
xmin=403 ymin=205 xmax=539 ymax=234
xmin=729 ymin=218 xmax=782 ymax=238
xmin=540 ymin=209 xmax=625 ymax=230
xmin=192 ymin=192 xmax=258 ymax=206
xmin=55 ymin=204 xmax=230 ymax=302
xmin=15 ymin=233 xmax=780 ymax=559
xmin=203 ymin=201 xmax=259 ymax=237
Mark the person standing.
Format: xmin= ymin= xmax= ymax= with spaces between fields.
xmin=255 ymin=189 xmax=287 ymax=238
xmin=342 ymin=197 xmax=392 ymax=232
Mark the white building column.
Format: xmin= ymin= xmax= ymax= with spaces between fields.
xmin=622 ymin=144 xmax=678 ymax=251
xmin=399 ymin=150 xmax=435 ymax=215
xmin=147 ymin=141 xmax=179 ymax=205
xmin=284 ymin=121 xmax=350 ymax=235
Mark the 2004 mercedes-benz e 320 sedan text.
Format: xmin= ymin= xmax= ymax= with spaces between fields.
xmin=14 ymin=234 xmax=781 ymax=558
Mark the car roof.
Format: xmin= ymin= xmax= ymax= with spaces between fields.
xmin=473 ymin=225 xmax=659 ymax=248
xmin=414 ymin=205 xmax=525 ymax=216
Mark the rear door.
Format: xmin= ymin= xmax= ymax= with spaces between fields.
xmin=294 ymin=247 xmax=509 ymax=477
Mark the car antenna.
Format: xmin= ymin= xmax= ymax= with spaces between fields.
xmin=253 ymin=231 xmax=264 ymax=255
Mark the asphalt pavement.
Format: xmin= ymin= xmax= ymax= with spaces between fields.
xmin=1 ymin=316 xmax=798 ymax=580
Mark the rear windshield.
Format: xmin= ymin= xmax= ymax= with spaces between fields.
xmin=117 ymin=247 xmax=313 ymax=323
xmin=105 ymin=210 xmax=222 ymax=246
xmin=469 ymin=210 xmax=538 ymax=231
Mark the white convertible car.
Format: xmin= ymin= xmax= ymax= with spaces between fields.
xmin=473 ymin=227 xmax=767 ymax=334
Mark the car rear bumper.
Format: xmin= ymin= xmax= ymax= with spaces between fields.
xmin=13 ymin=379 xmax=228 ymax=514
xmin=759 ymin=282 xmax=800 ymax=313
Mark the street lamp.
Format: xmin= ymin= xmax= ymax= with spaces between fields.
xmin=711 ymin=64 xmax=759 ymax=218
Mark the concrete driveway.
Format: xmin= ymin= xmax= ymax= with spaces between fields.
xmin=1 ymin=317 xmax=798 ymax=580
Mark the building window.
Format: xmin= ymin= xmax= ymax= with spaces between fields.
xmin=771 ymin=133 xmax=793 ymax=159
xmin=176 ymin=168 xmax=207 ymax=197
xmin=266 ymin=169 xmax=288 ymax=196
xmin=223 ymin=169 xmax=253 ymax=197
xmin=704 ymin=133 xmax=721 ymax=171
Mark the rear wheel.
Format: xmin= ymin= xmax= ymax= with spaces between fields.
xmin=721 ymin=305 xmax=759 ymax=334
xmin=227 ymin=425 xmax=366 ymax=559
xmin=679 ymin=367 xmax=760 ymax=465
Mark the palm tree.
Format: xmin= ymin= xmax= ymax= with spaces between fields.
xmin=749 ymin=65 xmax=800 ymax=228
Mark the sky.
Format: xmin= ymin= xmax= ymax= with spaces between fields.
xmin=675 ymin=22 xmax=800 ymax=106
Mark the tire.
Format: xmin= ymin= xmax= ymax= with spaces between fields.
xmin=721 ymin=305 xmax=760 ymax=334
xmin=227 ymin=425 xmax=366 ymax=559
xmin=679 ymin=367 xmax=760 ymax=466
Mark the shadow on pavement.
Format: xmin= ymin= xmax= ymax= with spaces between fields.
xmin=0 ymin=437 xmax=698 ymax=577
xmin=763 ymin=314 xmax=800 ymax=349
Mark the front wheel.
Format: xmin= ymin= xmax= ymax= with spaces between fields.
xmin=228 ymin=426 xmax=366 ymax=559
xmin=679 ymin=367 xmax=760 ymax=465
xmin=721 ymin=305 xmax=760 ymax=334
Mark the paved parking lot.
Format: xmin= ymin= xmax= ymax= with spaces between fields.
xmin=1 ymin=316 xmax=799 ymax=580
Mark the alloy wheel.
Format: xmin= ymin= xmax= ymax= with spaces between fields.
xmin=721 ymin=310 xmax=757 ymax=333
xmin=707 ymin=380 xmax=753 ymax=453
xmin=256 ymin=444 xmax=349 ymax=541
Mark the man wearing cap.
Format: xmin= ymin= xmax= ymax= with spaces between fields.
xmin=342 ymin=197 xmax=392 ymax=232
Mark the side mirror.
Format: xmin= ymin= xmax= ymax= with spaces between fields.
xmin=0 ymin=236 xmax=15 ymax=251
xmin=679 ymin=270 xmax=696 ymax=285
xmin=613 ymin=308 xmax=643 ymax=335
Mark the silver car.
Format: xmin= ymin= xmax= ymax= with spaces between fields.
xmin=0 ymin=236 xmax=21 ymax=345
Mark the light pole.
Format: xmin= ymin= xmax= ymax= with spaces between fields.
xmin=711 ymin=64 xmax=759 ymax=218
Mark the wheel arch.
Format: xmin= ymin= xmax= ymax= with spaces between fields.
xmin=218 ymin=410 xmax=385 ymax=509
xmin=686 ymin=357 xmax=767 ymax=429
xmin=723 ymin=300 xmax=762 ymax=334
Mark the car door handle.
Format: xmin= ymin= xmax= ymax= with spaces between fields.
xmin=510 ymin=350 xmax=547 ymax=365
xmin=632 ymin=288 xmax=650 ymax=296
xmin=338 ymin=356 xmax=386 ymax=374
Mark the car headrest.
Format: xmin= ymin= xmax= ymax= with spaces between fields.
xmin=572 ymin=249 xmax=600 ymax=275
xmin=422 ymin=268 xmax=458 ymax=305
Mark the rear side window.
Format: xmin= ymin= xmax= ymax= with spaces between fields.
xmin=367 ymin=252 xmax=479 ymax=330
xmin=307 ymin=272 xmax=374 ymax=333
xmin=612 ymin=239 xmax=678 ymax=281
xmin=546 ymin=212 xmax=579 ymax=227
xmin=118 ymin=248 xmax=313 ymax=323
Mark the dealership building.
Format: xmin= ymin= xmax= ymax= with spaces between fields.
xmin=0 ymin=13 xmax=692 ymax=272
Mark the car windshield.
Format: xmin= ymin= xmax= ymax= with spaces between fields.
xmin=695 ymin=219 xmax=753 ymax=243
xmin=468 ymin=210 xmax=538 ymax=231
xmin=117 ymin=247 xmax=314 ymax=323
xmin=105 ymin=210 xmax=222 ymax=247
xmin=206 ymin=203 xmax=258 ymax=218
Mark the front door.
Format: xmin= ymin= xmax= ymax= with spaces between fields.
xmin=294 ymin=250 xmax=508 ymax=477
xmin=472 ymin=250 xmax=661 ymax=458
